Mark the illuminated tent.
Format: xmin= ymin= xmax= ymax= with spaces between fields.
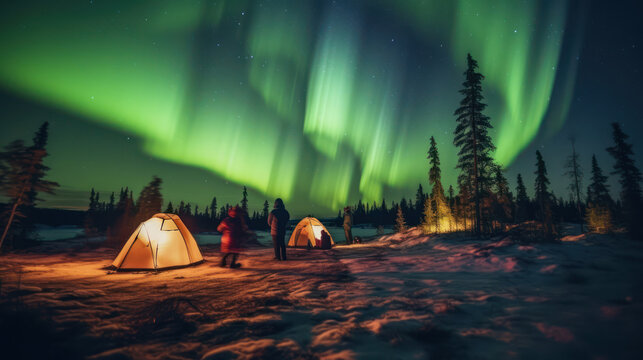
xmin=112 ymin=213 xmax=204 ymax=270
xmin=287 ymin=217 xmax=335 ymax=248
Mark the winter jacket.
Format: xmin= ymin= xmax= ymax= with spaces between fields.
xmin=268 ymin=208 xmax=290 ymax=236
xmin=217 ymin=216 xmax=245 ymax=253
xmin=320 ymin=231 xmax=332 ymax=249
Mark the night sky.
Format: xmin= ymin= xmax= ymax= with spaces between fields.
xmin=0 ymin=0 xmax=641 ymax=217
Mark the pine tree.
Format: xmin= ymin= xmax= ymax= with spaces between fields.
xmin=136 ymin=176 xmax=163 ymax=223
xmin=515 ymin=173 xmax=530 ymax=222
xmin=586 ymin=156 xmax=613 ymax=234
xmin=427 ymin=136 xmax=452 ymax=232
xmin=447 ymin=185 xmax=455 ymax=212
xmin=107 ymin=192 xmax=115 ymax=213
xmin=241 ymin=186 xmax=249 ymax=214
xmin=585 ymin=158 xmax=613 ymax=234
xmin=428 ymin=137 xmax=445 ymax=202
xmin=107 ymin=188 xmax=135 ymax=247
xmin=534 ymin=151 xmax=554 ymax=238
xmin=492 ymin=165 xmax=512 ymax=229
xmin=394 ymin=205 xmax=407 ymax=233
xmin=587 ymin=155 xmax=611 ymax=205
xmin=84 ymin=188 xmax=99 ymax=237
xmin=0 ymin=122 xmax=59 ymax=249
xmin=606 ymin=123 xmax=642 ymax=237
xmin=165 ymin=201 xmax=174 ymax=213
xmin=453 ymin=54 xmax=495 ymax=236
xmin=262 ymin=200 xmax=269 ymax=229
xmin=415 ymin=184 xmax=425 ymax=225
xmin=221 ymin=205 xmax=228 ymax=221
xmin=210 ymin=197 xmax=217 ymax=222
xmin=564 ymin=139 xmax=584 ymax=231
xmin=421 ymin=196 xmax=433 ymax=234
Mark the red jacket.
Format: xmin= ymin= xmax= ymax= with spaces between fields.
xmin=217 ymin=216 xmax=245 ymax=253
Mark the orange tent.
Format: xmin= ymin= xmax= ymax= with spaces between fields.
xmin=287 ymin=217 xmax=335 ymax=248
xmin=112 ymin=213 xmax=203 ymax=270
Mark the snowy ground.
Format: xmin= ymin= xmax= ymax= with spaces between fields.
xmin=1 ymin=226 xmax=642 ymax=359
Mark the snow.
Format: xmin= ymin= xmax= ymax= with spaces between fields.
xmin=1 ymin=226 xmax=642 ymax=359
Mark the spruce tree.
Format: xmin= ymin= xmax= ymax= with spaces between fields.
xmin=492 ymin=165 xmax=512 ymax=229
xmin=453 ymin=54 xmax=495 ymax=235
xmin=587 ymin=155 xmax=611 ymax=205
xmin=586 ymin=156 xmax=613 ymax=233
xmin=564 ymin=139 xmax=584 ymax=231
xmin=534 ymin=151 xmax=554 ymax=238
xmin=136 ymin=176 xmax=163 ymax=223
xmin=395 ymin=205 xmax=407 ymax=233
xmin=84 ymin=188 xmax=99 ymax=237
xmin=165 ymin=201 xmax=174 ymax=213
xmin=241 ymin=186 xmax=249 ymax=214
xmin=427 ymin=136 xmax=452 ymax=232
xmin=0 ymin=122 xmax=58 ymax=249
xmin=448 ymin=185 xmax=455 ymax=211
xmin=414 ymin=184 xmax=425 ymax=225
xmin=421 ymin=196 xmax=432 ymax=234
xmin=606 ymin=123 xmax=642 ymax=237
xmin=515 ymin=173 xmax=530 ymax=222
xmin=210 ymin=197 xmax=217 ymax=222
xmin=262 ymin=200 xmax=269 ymax=229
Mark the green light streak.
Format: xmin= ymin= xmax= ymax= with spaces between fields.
xmin=0 ymin=0 xmax=579 ymax=212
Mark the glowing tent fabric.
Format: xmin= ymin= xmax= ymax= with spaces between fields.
xmin=112 ymin=213 xmax=203 ymax=270
xmin=288 ymin=217 xmax=335 ymax=248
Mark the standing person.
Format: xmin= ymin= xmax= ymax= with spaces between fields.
xmin=268 ymin=198 xmax=290 ymax=261
xmin=217 ymin=206 xmax=245 ymax=268
xmin=343 ymin=206 xmax=353 ymax=245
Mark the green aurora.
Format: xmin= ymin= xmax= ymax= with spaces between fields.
xmin=0 ymin=0 xmax=582 ymax=214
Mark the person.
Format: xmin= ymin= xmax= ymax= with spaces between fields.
xmin=217 ymin=206 xmax=245 ymax=268
xmin=268 ymin=198 xmax=290 ymax=260
xmin=343 ymin=206 xmax=353 ymax=245
xmin=320 ymin=229 xmax=332 ymax=249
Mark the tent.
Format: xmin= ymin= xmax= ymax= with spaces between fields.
xmin=287 ymin=217 xmax=335 ymax=248
xmin=112 ymin=213 xmax=204 ymax=270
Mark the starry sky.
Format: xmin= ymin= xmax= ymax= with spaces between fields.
xmin=0 ymin=0 xmax=641 ymax=217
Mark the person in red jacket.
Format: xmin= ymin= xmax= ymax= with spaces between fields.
xmin=217 ymin=206 xmax=245 ymax=268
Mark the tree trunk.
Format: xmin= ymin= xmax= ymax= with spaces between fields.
xmin=571 ymin=141 xmax=583 ymax=233
xmin=0 ymin=198 xmax=22 ymax=251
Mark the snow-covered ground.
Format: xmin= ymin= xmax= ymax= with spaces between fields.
xmin=1 ymin=227 xmax=642 ymax=359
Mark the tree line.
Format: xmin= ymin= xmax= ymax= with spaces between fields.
xmin=83 ymin=181 xmax=272 ymax=247
xmin=344 ymin=54 xmax=641 ymax=240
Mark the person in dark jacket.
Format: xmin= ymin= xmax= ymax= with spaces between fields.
xmin=217 ymin=206 xmax=245 ymax=268
xmin=268 ymin=198 xmax=290 ymax=260
xmin=343 ymin=206 xmax=353 ymax=245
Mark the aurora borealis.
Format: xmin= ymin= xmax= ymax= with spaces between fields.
xmin=0 ymin=0 xmax=641 ymax=216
